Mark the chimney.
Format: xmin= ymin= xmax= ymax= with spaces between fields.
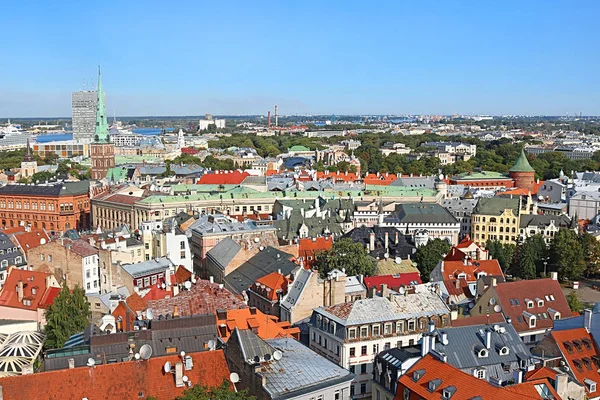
xmin=369 ymin=232 xmax=375 ymax=252
xmin=209 ymin=276 xmax=214 ymax=284
xmin=173 ymin=306 xmax=179 ymax=318
xmin=428 ymin=321 xmax=436 ymax=333
xmin=512 ymin=369 xmax=523 ymax=384
xmin=381 ymin=284 xmax=388 ymax=298
xmin=421 ymin=334 xmax=430 ymax=356
xmin=395 ymin=231 xmax=399 ymax=245
xmin=455 ymin=280 xmax=460 ymax=289
xmin=368 ymin=286 xmax=377 ymax=298
xmin=491 ymin=277 xmax=497 ymax=287
xmin=550 ymin=272 xmax=558 ymax=281
xmin=485 ymin=330 xmax=492 ymax=349
xmin=555 ymin=373 xmax=568 ymax=394
xmin=250 ymin=307 xmax=257 ymax=315
xmin=584 ymin=309 xmax=593 ymax=331
xmin=384 ymin=232 xmax=389 ymax=250
xmin=68 ymin=358 xmax=75 ymax=369
xmin=17 ymin=280 xmax=23 ymax=302
xmin=358 ymin=274 xmax=364 ymax=284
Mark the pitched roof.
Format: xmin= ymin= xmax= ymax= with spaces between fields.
xmin=494 ymin=278 xmax=571 ymax=333
xmin=197 ymin=170 xmax=250 ymax=185
xmin=10 ymin=229 xmax=49 ymax=256
xmin=0 ymin=350 xmax=231 ymax=400
xmin=440 ymin=259 xmax=504 ymax=282
xmin=388 ymin=203 xmax=458 ymax=224
xmin=363 ymin=273 xmax=422 ymax=291
xmin=147 ymin=279 xmax=246 ymax=318
xmin=364 ymin=173 xmax=397 ymax=185
xmin=121 ymin=258 xmax=172 ymax=279
xmin=451 ymin=313 xmax=506 ymax=327
xmin=510 ymin=149 xmax=535 ymax=173
xmin=473 ymin=197 xmax=520 ymax=216
xmin=173 ymin=266 xmax=192 ymax=284
xmin=397 ymin=354 xmax=560 ymax=400
xmin=253 ymin=272 xmax=289 ymax=301
xmin=552 ymin=327 xmax=600 ymax=393
xmin=205 ymin=238 xmax=241 ymax=268
xmin=217 ymin=308 xmax=300 ymax=341
xmin=68 ymin=239 xmax=98 ymax=257
xmin=298 ymin=236 xmax=333 ymax=255
xmin=0 ymin=269 xmax=58 ymax=311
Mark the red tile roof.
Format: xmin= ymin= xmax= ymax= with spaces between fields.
xmin=298 ymin=237 xmax=333 ymax=268
xmin=197 ymin=170 xmax=250 ymax=185
xmin=443 ymin=247 xmax=468 ymax=261
xmin=364 ymin=173 xmax=397 ymax=185
xmin=456 ymin=238 xmax=474 ymax=249
xmin=217 ymin=308 xmax=300 ymax=341
xmin=38 ymin=286 xmax=61 ymax=309
xmin=363 ymin=273 xmax=422 ymax=291
xmin=0 ymin=349 xmax=231 ymax=400
xmin=524 ymin=366 xmax=559 ymax=382
xmin=494 ymin=278 xmax=571 ymax=333
xmin=10 ymin=229 xmax=50 ymax=256
xmin=0 ymin=268 xmax=58 ymax=311
xmin=68 ymin=239 xmax=98 ymax=257
xmin=98 ymin=193 xmax=142 ymax=205
xmin=174 ymin=266 xmax=192 ymax=284
xmin=147 ymin=279 xmax=246 ymax=318
xmin=396 ymin=354 xmax=560 ymax=400
xmin=181 ymin=147 xmax=199 ymax=154
xmin=451 ymin=313 xmax=506 ymax=327
xmin=552 ymin=327 xmax=600 ymax=394
xmin=113 ymin=293 xmax=148 ymax=332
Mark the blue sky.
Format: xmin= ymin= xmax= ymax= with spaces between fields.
xmin=1 ymin=1 xmax=599 ymax=117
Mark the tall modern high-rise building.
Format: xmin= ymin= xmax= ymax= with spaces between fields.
xmin=72 ymin=90 xmax=99 ymax=142
xmin=90 ymin=67 xmax=115 ymax=181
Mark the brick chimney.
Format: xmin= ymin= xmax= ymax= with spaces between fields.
xmin=17 ymin=280 xmax=23 ymax=303
xmin=369 ymin=233 xmax=375 ymax=252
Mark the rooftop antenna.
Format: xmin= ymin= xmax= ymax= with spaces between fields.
xmin=82 ymin=79 xmax=87 ymax=91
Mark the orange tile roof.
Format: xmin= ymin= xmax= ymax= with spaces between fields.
xmin=0 ymin=349 xmax=231 ymax=400
xmin=10 ymin=229 xmax=50 ymax=255
xmin=552 ymin=327 xmax=600 ymax=393
xmin=112 ymin=293 xmax=148 ymax=332
xmin=217 ymin=308 xmax=300 ymax=341
xmin=252 ymin=272 xmax=289 ymax=301
xmin=456 ymin=238 xmax=474 ymax=249
xmin=524 ymin=366 xmax=559 ymax=382
xmin=396 ymin=354 xmax=560 ymax=400
xmin=364 ymin=173 xmax=397 ymax=185
xmin=0 ymin=268 xmax=57 ymax=311
xmin=440 ymin=259 xmax=504 ymax=282
xmin=316 ymin=171 xmax=359 ymax=182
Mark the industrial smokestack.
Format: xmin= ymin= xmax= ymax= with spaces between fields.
xmin=267 ymin=111 xmax=271 ymax=127
xmin=275 ymin=105 xmax=278 ymax=127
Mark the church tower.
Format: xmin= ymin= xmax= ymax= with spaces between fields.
xmin=90 ymin=67 xmax=115 ymax=180
xmin=21 ymin=139 xmax=37 ymax=179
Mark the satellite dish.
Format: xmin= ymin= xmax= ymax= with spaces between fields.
xmin=259 ymin=246 xmax=264 ymax=251
xmin=161 ymin=283 xmax=166 ymax=289
xmin=489 ymin=298 xmax=496 ymax=305
xmin=191 ymin=278 xmax=197 ymax=284
xmin=273 ymin=350 xmax=283 ymax=361
xmin=398 ymin=287 xmax=406 ymax=295
xmin=134 ymin=353 xmax=141 ymax=360
xmin=264 ymin=353 xmax=271 ymax=361
xmin=87 ymin=358 xmax=96 ymax=367
xmin=182 ymin=375 xmax=189 ymax=383
xmin=146 ymin=308 xmax=154 ymax=320
xmin=208 ymin=340 xmax=216 ymax=350
xmin=494 ymin=304 xmax=502 ymax=312
xmin=164 ymin=361 xmax=172 ymax=373
xmin=254 ymin=237 xmax=260 ymax=243
xmin=493 ymin=324 xmax=500 ymax=331
xmin=395 ymin=257 xmax=401 ymax=264
xmin=180 ymin=351 xmax=186 ymax=358
xmin=253 ymin=355 xmax=260 ymax=363
xmin=139 ymin=344 xmax=153 ymax=360
xmin=184 ymin=281 xmax=192 ymax=290
xmin=230 ymin=372 xmax=240 ymax=383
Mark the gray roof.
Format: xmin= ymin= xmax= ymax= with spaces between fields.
xmin=205 ymin=238 xmax=241 ymax=270
xmin=234 ymin=328 xmax=276 ymax=364
xmin=190 ymin=214 xmax=273 ymax=236
xmin=432 ymin=322 xmax=533 ymax=380
xmin=391 ymin=177 xmax=435 ymax=189
xmin=387 ymin=203 xmax=459 ymax=224
xmin=519 ymin=214 xmax=571 ymax=229
xmin=280 ymin=268 xmax=312 ymax=312
xmin=0 ymin=181 xmax=89 ymax=197
xmin=121 ymin=257 xmax=172 ymax=279
xmin=441 ymin=198 xmax=478 ymax=213
xmin=264 ymin=337 xmax=354 ymax=399
xmin=225 ymin=247 xmax=299 ymax=294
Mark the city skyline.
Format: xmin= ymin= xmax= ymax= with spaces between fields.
xmin=1 ymin=1 xmax=599 ymax=117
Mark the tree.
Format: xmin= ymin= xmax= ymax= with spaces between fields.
xmin=31 ymin=171 xmax=55 ymax=183
xmin=174 ymin=380 xmax=255 ymax=400
xmin=549 ymin=229 xmax=586 ymax=280
xmin=486 ymin=240 xmax=515 ymax=272
xmin=513 ymin=235 xmax=547 ymax=279
xmin=580 ymin=232 xmax=600 ymax=275
xmin=414 ymin=239 xmax=452 ymax=282
xmin=44 ymin=284 xmax=91 ymax=349
xmin=566 ymin=291 xmax=583 ymax=313
xmin=314 ymin=238 xmax=376 ymax=278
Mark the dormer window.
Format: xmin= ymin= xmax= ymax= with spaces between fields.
xmin=525 ymin=299 xmax=534 ymax=308
xmin=428 ymin=378 xmax=442 ymax=393
xmin=499 ymin=346 xmax=509 ymax=355
xmin=585 ymin=379 xmax=597 ymax=393
xmin=477 ymin=348 xmax=488 ymax=358
xmin=530 ymin=316 xmax=536 ymax=328
xmin=537 ymin=298 xmax=544 ymax=307
xmin=442 ymin=386 xmax=457 ymax=399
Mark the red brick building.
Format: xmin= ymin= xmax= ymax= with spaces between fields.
xmin=0 ymin=181 xmax=91 ymax=234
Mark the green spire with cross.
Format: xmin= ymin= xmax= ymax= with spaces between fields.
xmin=94 ymin=66 xmax=109 ymax=143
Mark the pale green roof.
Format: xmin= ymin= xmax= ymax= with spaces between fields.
xmin=94 ymin=66 xmax=109 ymax=143
xmin=171 ymin=184 xmax=238 ymax=193
xmin=115 ymin=155 xmax=161 ymax=165
xmin=451 ymin=171 xmax=510 ymax=180
xmin=364 ymin=184 xmax=438 ymax=197
xmin=106 ymin=167 xmax=129 ymax=182
xmin=509 ymin=149 xmax=535 ymax=173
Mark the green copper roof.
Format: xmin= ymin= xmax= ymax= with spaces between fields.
xmin=509 ymin=149 xmax=535 ymax=173
xmin=94 ymin=66 xmax=110 ymax=143
xmin=288 ymin=145 xmax=311 ymax=152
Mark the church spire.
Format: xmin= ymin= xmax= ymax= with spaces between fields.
xmin=94 ymin=66 xmax=109 ymax=143
xmin=24 ymin=138 xmax=32 ymax=162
